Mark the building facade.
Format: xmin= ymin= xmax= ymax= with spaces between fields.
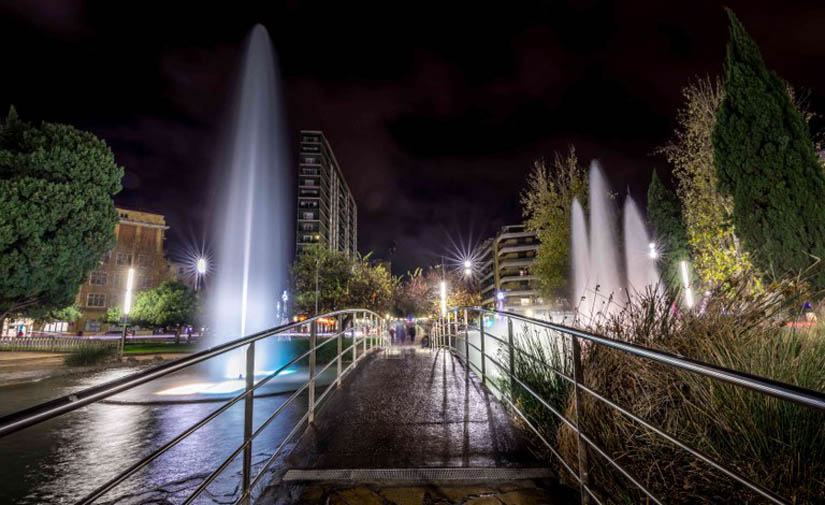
xmin=296 ymin=130 xmax=358 ymax=257
xmin=75 ymin=208 xmax=171 ymax=333
xmin=478 ymin=224 xmax=553 ymax=319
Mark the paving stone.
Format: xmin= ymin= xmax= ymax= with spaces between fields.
xmin=437 ymin=486 xmax=497 ymax=501
xmin=335 ymin=487 xmax=384 ymax=505
xmin=380 ymin=486 xmax=427 ymax=505
xmin=465 ymin=497 xmax=503 ymax=505
xmin=497 ymin=488 xmax=554 ymax=505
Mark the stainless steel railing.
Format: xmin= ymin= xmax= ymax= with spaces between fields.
xmin=0 ymin=308 xmax=388 ymax=505
xmin=430 ymin=306 xmax=825 ymax=505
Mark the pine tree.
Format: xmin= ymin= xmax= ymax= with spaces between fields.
xmin=713 ymin=9 xmax=825 ymax=288
xmin=647 ymin=170 xmax=690 ymax=290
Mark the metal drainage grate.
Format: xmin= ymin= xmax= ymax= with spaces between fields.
xmin=282 ymin=467 xmax=553 ymax=482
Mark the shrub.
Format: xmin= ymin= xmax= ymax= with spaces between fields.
xmin=549 ymin=281 xmax=825 ymax=504
xmin=64 ymin=342 xmax=117 ymax=367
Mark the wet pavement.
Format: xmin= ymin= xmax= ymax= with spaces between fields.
xmin=287 ymin=345 xmax=537 ymax=469
xmin=275 ymin=345 xmax=569 ymax=504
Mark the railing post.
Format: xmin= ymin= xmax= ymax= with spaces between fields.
xmin=571 ymin=334 xmax=591 ymax=504
xmin=336 ymin=317 xmax=343 ymax=388
xmin=363 ymin=313 xmax=368 ymax=355
xmin=309 ymin=320 xmax=317 ymax=423
xmin=507 ymin=317 xmax=515 ymax=396
xmin=241 ymin=340 xmax=255 ymax=500
xmin=478 ymin=313 xmax=486 ymax=385
xmin=350 ymin=315 xmax=356 ymax=363
xmin=464 ymin=309 xmax=469 ymax=362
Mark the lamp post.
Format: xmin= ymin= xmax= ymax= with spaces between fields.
xmin=463 ymin=259 xmax=472 ymax=277
xmin=120 ymin=267 xmax=135 ymax=357
xmin=314 ymin=234 xmax=321 ymax=316
xmin=680 ymin=260 xmax=694 ymax=309
xmin=195 ymin=257 xmax=207 ymax=291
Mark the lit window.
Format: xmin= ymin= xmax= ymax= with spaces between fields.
xmin=520 ymin=298 xmax=530 ymax=306
xmin=90 ymin=271 xmax=107 ymax=286
xmin=86 ymin=293 xmax=106 ymax=308
xmin=303 ymin=212 xmax=314 ymax=220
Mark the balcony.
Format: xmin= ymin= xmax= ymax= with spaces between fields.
xmin=498 ymin=258 xmax=534 ymax=269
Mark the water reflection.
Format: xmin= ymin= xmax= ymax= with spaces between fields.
xmin=0 ymin=367 xmax=311 ymax=504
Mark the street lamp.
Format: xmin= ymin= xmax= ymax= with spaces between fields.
xmin=680 ymin=260 xmax=694 ymax=308
xmin=463 ymin=259 xmax=472 ymax=277
xmin=648 ymin=242 xmax=658 ymax=259
xmin=195 ymin=257 xmax=207 ymax=291
xmin=120 ymin=267 xmax=135 ymax=356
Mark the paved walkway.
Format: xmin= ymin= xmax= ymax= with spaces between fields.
xmin=274 ymin=345 xmax=571 ymax=504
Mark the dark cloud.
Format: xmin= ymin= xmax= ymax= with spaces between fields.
xmin=3 ymin=1 xmax=825 ymax=274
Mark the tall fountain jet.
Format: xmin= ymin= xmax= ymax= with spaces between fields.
xmin=571 ymin=162 xmax=659 ymax=324
xmin=623 ymin=195 xmax=659 ymax=301
xmin=571 ymin=198 xmax=590 ymax=312
xmin=210 ymin=25 xmax=292 ymax=378
xmin=587 ymin=162 xmax=623 ymax=316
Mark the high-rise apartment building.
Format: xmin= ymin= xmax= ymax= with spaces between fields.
xmin=296 ymin=130 xmax=357 ymax=257
xmin=478 ymin=224 xmax=553 ymax=319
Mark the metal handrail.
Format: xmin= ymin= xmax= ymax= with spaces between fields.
xmin=0 ymin=308 xmax=388 ymax=505
xmin=439 ymin=306 xmax=825 ymax=505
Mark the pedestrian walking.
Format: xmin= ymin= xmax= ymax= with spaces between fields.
xmin=389 ymin=326 xmax=396 ymax=343
xmin=397 ymin=323 xmax=407 ymax=344
xmin=408 ymin=324 xmax=416 ymax=343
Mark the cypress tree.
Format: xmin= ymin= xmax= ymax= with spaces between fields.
xmin=647 ymin=169 xmax=689 ymax=291
xmin=713 ymin=9 xmax=825 ymax=287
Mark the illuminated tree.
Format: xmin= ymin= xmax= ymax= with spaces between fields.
xmin=714 ymin=10 xmax=825 ymax=287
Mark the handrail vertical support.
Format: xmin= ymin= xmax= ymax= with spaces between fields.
xmin=571 ymin=334 xmax=591 ymax=504
xmin=350 ymin=314 xmax=356 ymax=363
xmin=464 ymin=308 xmax=469 ymax=362
xmin=336 ymin=317 xmax=343 ymax=388
xmin=308 ymin=320 xmax=317 ymax=423
xmin=241 ymin=341 xmax=255 ymax=502
xmin=478 ymin=313 xmax=486 ymax=385
xmin=362 ymin=312 xmax=367 ymax=355
xmin=507 ymin=317 xmax=515 ymax=395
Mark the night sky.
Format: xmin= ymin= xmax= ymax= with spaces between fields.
xmin=3 ymin=1 xmax=825 ymax=275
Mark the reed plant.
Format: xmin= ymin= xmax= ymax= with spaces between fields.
xmin=64 ymin=342 xmax=117 ymax=367
xmin=510 ymin=278 xmax=825 ymax=504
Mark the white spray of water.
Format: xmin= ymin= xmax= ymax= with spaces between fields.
xmin=572 ymin=162 xmax=659 ymax=324
xmin=210 ymin=25 xmax=291 ymax=378
xmin=623 ymin=195 xmax=659 ymax=302
xmin=571 ymin=198 xmax=590 ymax=311
xmin=587 ymin=161 xmax=623 ymax=316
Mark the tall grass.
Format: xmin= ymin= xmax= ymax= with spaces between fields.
xmin=64 ymin=343 xmax=117 ymax=367
xmin=509 ymin=279 xmax=825 ymax=504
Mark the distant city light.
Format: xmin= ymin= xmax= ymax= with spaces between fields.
xmin=648 ymin=242 xmax=658 ymax=259
xmin=123 ymin=267 xmax=135 ymax=315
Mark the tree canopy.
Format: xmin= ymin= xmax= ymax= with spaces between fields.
xmin=0 ymin=108 xmax=123 ymax=320
xmin=393 ymin=267 xmax=480 ymax=319
xmin=713 ymin=10 xmax=825 ymax=288
xmin=290 ymin=245 xmax=396 ymax=315
xmin=520 ymin=147 xmax=588 ymax=302
xmin=659 ymin=77 xmax=756 ymax=288
xmin=129 ymin=281 xmax=199 ymax=341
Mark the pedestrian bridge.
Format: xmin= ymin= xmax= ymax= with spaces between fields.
xmin=0 ymin=308 xmax=823 ymax=505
